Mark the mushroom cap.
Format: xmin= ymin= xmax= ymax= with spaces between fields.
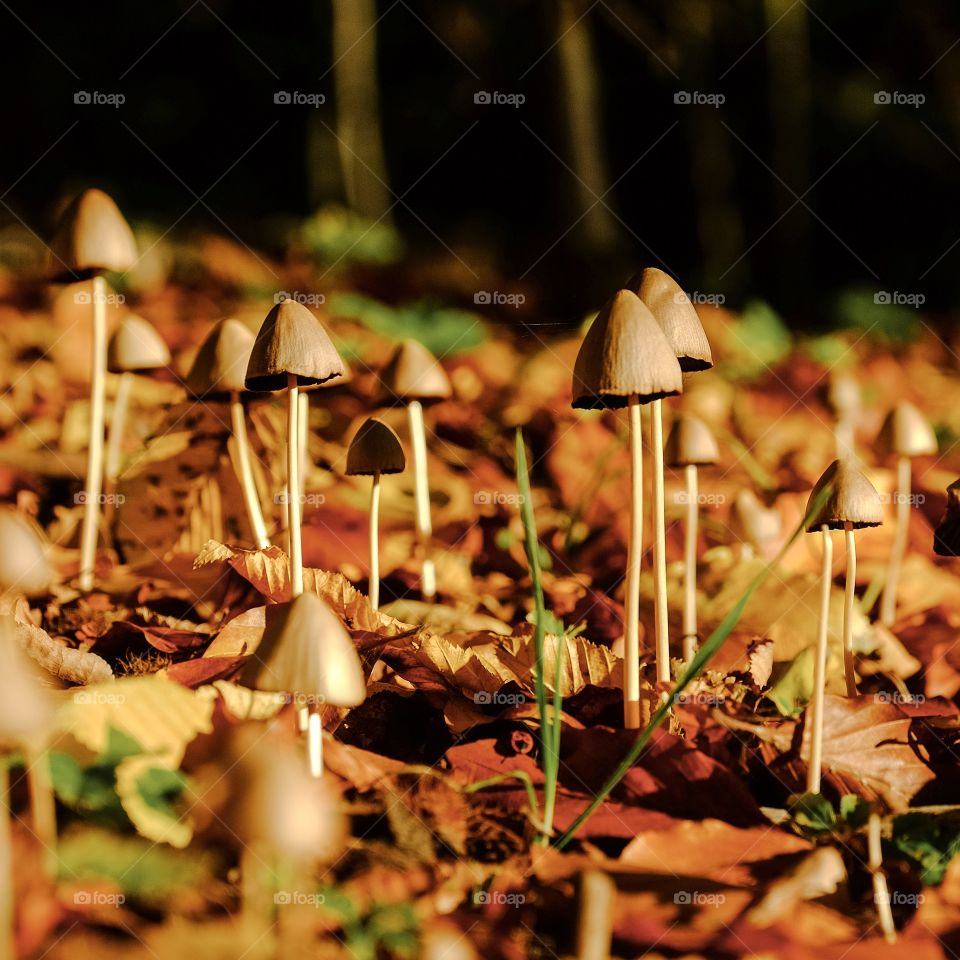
xmin=49 ymin=189 xmax=138 ymax=280
xmin=0 ymin=617 xmax=56 ymax=746
xmin=877 ymin=401 xmax=937 ymax=458
xmin=0 ymin=510 xmax=52 ymax=596
xmin=378 ymin=339 xmax=452 ymax=406
xmin=934 ymin=478 xmax=960 ymax=557
xmin=826 ymin=371 xmax=861 ymax=418
xmin=240 ymin=592 xmax=366 ymax=707
xmin=106 ymin=314 xmax=170 ymax=373
xmin=665 ymin=413 xmax=720 ymax=467
xmin=186 ymin=319 xmax=256 ymax=397
xmin=346 ymin=418 xmax=406 ymax=476
xmin=572 ymin=289 xmax=683 ymax=409
xmin=631 ymin=268 xmax=713 ymax=372
xmin=805 ymin=458 xmax=884 ymax=532
xmin=244 ymin=300 xmax=345 ymax=392
xmin=729 ymin=490 xmax=781 ymax=550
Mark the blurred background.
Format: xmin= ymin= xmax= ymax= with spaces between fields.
xmin=0 ymin=0 xmax=957 ymax=326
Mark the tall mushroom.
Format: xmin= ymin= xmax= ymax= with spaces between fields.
xmin=377 ymin=339 xmax=451 ymax=602
xmin=633 ymin=269 xmax=713 ymax=682
xmin=105 ymin=313 xmax=171 ymax=484
xmin=240 ymin=592 xmax=365 ymax=776
xmin=807 ymin=459 xmax=883 ymax=700
xmin=729 ymin=489 xmax=782 ymax=561
xmin=245 ymin=301 xmax=344 ymax=596
xmin=877 ymin=401 xmax=937 ymax=626
xmin=49 ymin=189 xmax=138 ymax=591
xmin=572 ymin=289 xmax=682 ymax=725
xmin=665 ymin=413 xmax=720 ymax=661
xmin=187 ymin=319 xmax=270 ymax=549
xmin=346 ymin=418 xmax=406 ymax=610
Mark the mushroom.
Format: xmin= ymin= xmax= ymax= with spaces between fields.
xmin=0 ymin=509 xmax=52 ymax=601
xmin=187 ymin=319 xmax=270 ymax=549
xmin=105 ymin=314 xmax=170 ymax=484
xmin=729 ymin=490 xmax=782 ymax=560
xmin=575 ymin=870 xmax=617 ymax=960
xmin=240 ymin=592 xmax=365 ymax=777
xmin=572 ymin=289 xmax=682 ymax=725
xmin=245 ymin=301 xmax=344 ymax=597
xmin=665 ymin=413 xmax=720 ymax=661
xmin=49 ymin=189 xmax=137 ymax=591
xmin=633 ymin=268 xmax=713 ymax=681
xmin=377 ymin=339 xmax=452 ymax=602
xmin=346 ymin=418 xmax=406 ymax=610
xmin=876 ymin=401 xmax=937 ymax=626
xmin=807 ymin=459 xmax=882 ymax=698
xmin=933 ymin=479 xmax=960 ymax=557
xmin=826 ymin=371 xmax=861 ymax=460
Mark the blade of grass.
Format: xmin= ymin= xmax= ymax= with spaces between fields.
xmin=554 ymin=481 xmax=834 ymax=849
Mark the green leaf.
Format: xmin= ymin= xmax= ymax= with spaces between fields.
xmin=765 ymin=645 xmax=816 ymax=716
xmin=839 ymin=794 xmax=871 ymax=829
xmin=720 ymin=300 xmax=792 ymax=379
xmin=115 ymin=755 xmax=194 ymax=848
xmin=791 ymin=792 xmax=837 ymax=833
xmin=891 ymin=812 xmax=960 ymax=885
xmin=301 ymin=205 xmax=403 ymax=266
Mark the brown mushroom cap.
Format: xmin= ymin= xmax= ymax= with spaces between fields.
xmin=665 ymin=413 xmax=720 ymax=467
xmin=346 ymin=418 xmax=405 ymax=476
xmin=378 ymin=339 xmax=452 ymax=406
xmin=805 ymin=458 xmax=883 ymax=532
xmin=186 ymin=319 xmax=256 ymax=397
xmin=0 ymin=510 xmax=52 ymax=596
xmin=934 ymin=478 xmax=960 ymax=557
xmin=631 ymin=268 xmax=713 ymax=373
xmin=49 ymin=189 xmax=138 ymax=280
xmin=877 ymin=401 xmax=937 ymax=458
xmin=245 ymin=300 xmax=344 ymax=392
xmin=107 ymin=314 xmax=171 ymax=374
xmin=572 ymin=289 xmax=683 ymax=409
xmin=240 ymin=592 xmax=366 ymax=707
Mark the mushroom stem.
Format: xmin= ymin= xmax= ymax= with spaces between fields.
xmin=880 ymin=455 xmax=911 ymax=627
xmin=650 ymin=399 xmax=670 ymax=684
xmin=105 ymin=370 xmax=133 ymax=484
xmin=0 ymin=765 xmax=11 ymax=960
xmin=842 ymin=521 xmax=858 ymax=697
xmin=806 ymin=523 xmax=833 ymax=794
xmin=835 ymin=416 xmax=855 ymax=461
xmin=297 ymin=390 xmax=309 ymax=505
xmin=869 ymin=811 xmax=897 ymax=943
xmin=79 ymin=275 xmax=108 ymax=592
xmin=229 ymin=392 xmax=270 ymax=549
xmin=682 ymin=463 xmax=699 ymax=662
xmin=407 ymin=400 xmax=436 ymax=601
xmin=369 ymin=471 xmax=381 ymax=610
xmin=624 ymin=396 xmax=643 ymax=729
xmin=24 ymin=746 xmax=57 ymax=879
xmin=307 ymin=707 xmax=324 ymax=778
xmin=576 ymin=869 xmax=616 ymax=960
xmin=287 ymin=375 xmax=303 ymax=598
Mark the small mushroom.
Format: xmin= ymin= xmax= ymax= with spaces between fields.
xmin=572 ymin=289 xmax=682 ymax=726
xmin=807 ymin=459 xmax=882 ymax=698
xmin=0 ymin=510 xmax=52 ymax=599
xmin=876 ymin=401 xmax=937 ymax=626
xmin=634 ymin=269 xmax=714 ymax=684
xmin=346 ymin=418 xmax=406 ymax=610
xmin=575 ymin=870 xmax=617 ymax=960
xmin=49 ymin=189 xmax=137 ymax=591
xmin=187 ymin=319 xmax=270 ymax=549
xmin=240 ymin=592 xmax=365 ymax=776
xmin=377 ymin=339 xmax=452 ymax=602
xmin=245 ymin=301 xmax=344 ymax=597
xmin=665 ymin=414 xmax=720 ymax=661
xmin=105 ymin=314 xmax=170 ymax=484
xmin=729 ymin=490 xmax=782 ymax=560
xmin=933 ymin=479 xmax=960 ymax=557
xmin=826 ymin=371 xmax=861 ymax=460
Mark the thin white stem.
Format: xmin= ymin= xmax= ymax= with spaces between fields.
xmin=79 ymin=275 xmax=108 ymax=591
xmin=835 ymin=416 xmax=855 ymax=461
xmin=624 ymin=396 xmax=643 ymax=729
xmin=880 ymin=456 xmax=911 ymax=627
xmin=105 ymin=370 xmax=133 ymax=483
xmin=25 ymin=746 xmax=57 ymax=880
xmin=843 ymin=522 xmax=858 ymax=697
xmin=650 ymin=399 xmax=670 ymax=684
xmin=230 ymin=392 xmax=270 ymax=549
xmin=682 ymin=464 xmax=699 ymax=662
xmin=869 ymin=811 xmax=897 ymax=943
xmin=407 ymin=400 xmax=436 ymax=600
xmin=576 ymin=869 xmax=616 ymax=960
xmin=806 ymin=524 xmax=833 ymax=794
xmin=307 ymin=709 xmax=324 ymax=777
xmin=287 ymin=376 xmax=303 ymax=598
xmin=369 ymin=472 xmax=381 ymax=610
xmin=297 ymin=390 xmax=309 ymax=504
